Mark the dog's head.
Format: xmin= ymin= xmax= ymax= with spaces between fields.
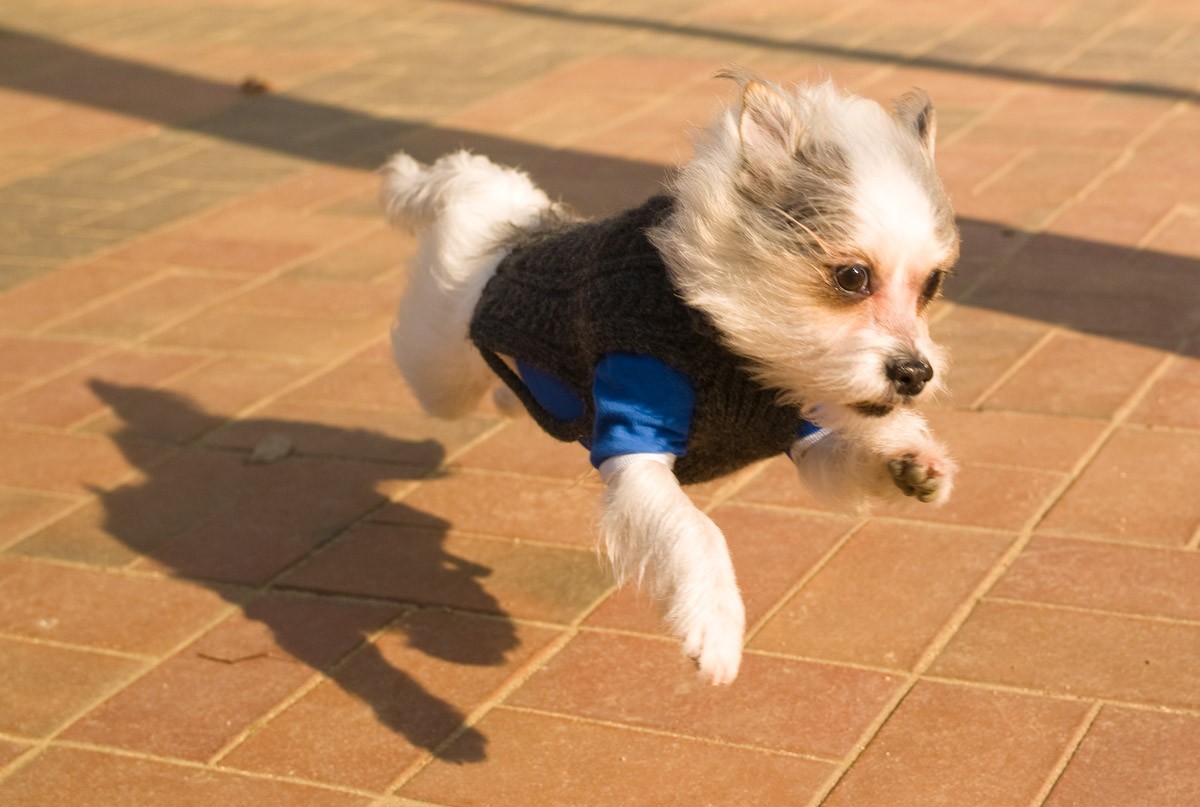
xmin=652 ymin=70 xmax=959 ymax=426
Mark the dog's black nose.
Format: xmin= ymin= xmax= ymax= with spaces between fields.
xmin=886 ymin=356 xmax=933 ymax=397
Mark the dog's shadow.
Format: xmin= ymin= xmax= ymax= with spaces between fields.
xmin=78 ymin=380 xmax=518 ymax=764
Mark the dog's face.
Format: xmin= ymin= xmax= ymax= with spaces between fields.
xmin=653 ymin=74 xmax=959 ymax=426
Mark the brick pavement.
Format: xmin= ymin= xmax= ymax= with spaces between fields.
xmin=0 ymin=0 xmax=1198 ymax=804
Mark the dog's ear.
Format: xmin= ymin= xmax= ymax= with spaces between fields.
xmin=893 ymin=89 xmax=937 ymax=158
xmin=738 ymin=81 xmax=800 ymax=173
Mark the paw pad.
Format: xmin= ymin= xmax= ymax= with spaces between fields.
xmin=889 ymin=453 xmax=942 ymax=502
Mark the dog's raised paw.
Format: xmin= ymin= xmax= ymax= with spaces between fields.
xmin=680 ymin=588 xmax=745 ymax=686
xmin=888 ymin=452 xmax=950 ymax=503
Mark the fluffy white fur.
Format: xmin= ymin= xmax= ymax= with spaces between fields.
xmin=381 ymin=71 xmax=959 ymax=685
xmin=381 ymin=151 xmax=556 ymax=419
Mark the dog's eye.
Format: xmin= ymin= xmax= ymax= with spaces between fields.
xmin=834 ymin=264 xmax=870 ymax=294
xmin=920 ymin=270 xmax=944 ymax=302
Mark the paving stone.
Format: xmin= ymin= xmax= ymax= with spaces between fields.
xmin=0 ymin=0 xmax=1197 ymax=803
xmin=824 ymin=681 xmax=1090 ymax=807
xmin=402 ymin=707 xmax=832 ymax=806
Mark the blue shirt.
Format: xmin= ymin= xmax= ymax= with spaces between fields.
xmin=517 ymin=353 xmax=822 ymax=470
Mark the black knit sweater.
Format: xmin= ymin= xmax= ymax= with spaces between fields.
xmin=469 ymin=195 xmax=801 ymax=484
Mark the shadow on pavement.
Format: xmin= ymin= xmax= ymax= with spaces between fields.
xmin=81 ymin=380 xmax=518 ymax=764
xmin=2 ymin=25 xmax=1196 ymax=348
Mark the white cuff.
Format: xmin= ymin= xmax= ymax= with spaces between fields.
xmin=788 ymin=428 xmax=831 ymax=462
xmin=598 ymin=453 xmax=676 ymax=484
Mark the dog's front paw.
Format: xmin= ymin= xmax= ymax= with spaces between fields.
xmin=887 ymin=447 xmax=955 ymax=504
xmin=678 ymin=583 xmax=745 ymax=685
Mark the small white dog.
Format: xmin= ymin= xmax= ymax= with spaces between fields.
xmin=381 ymin=69 xmax=959 ymax=684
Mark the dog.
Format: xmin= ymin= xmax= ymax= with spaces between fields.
xmin=380 ymin=68 xmax=959 ymax=685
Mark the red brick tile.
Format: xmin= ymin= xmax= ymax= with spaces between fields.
xmin=924 ymin=409 xmax=1105 ymax=472
xmin=957 ymin=147 xmax=1119 ymax=229
xmin=377 ymin=471 xmax=600 ymax=547
xmin=46 ymin=273 xmax=243 ymax=339
xmin=282 ymin=522 xmax=609 ymax=623
xmin=452 ymin=416 xmax=592 ymax=480
xmin=878 ymin=463 xmax=1065 ymax=532
xmin=992 ymin=535 xmax=1200 ymax=622
xmin=220 ymin=609 xmax=560 ymax=790
xmin=1145 ymin=210 xmax=1200 ymax=257
xmin=205 ymin=400 xmax=477 ymax=470
xmin=0 ymin=557 xmax=231 ymax=655
xmin=229 ymin=276 xmax=394 ymax=319
xmin=63 ymin=594 xmax=398 ymax=760
xmin=0 ymin=350 xmax=204 ymax=428
xmin=928 ymin=305 xmax=1049 ymax=408
xmin=242 ymin=167 xmax=371 ymax=213
xmin=982 ymin=332 xmax=1167 ymax=418
xmin=402 ymin=707 xmax=831 ymax=807
xmin=967 ymin=240 xmax=1195 ymax=343
xmin=0 ymin=106 xmax=151 ymax=157
xmin=587 ymin=504 xmax=851 ymax=635
xmin=1128 ymin=351 xmax=1200 ymax=430
xmin=0 ymin=427 xmax=167 ymax=495
xmin=509 ymin=631 xmax=902 ymax=759
xmin=150 ymin=307 xmax=385 ymax=359
xmin=751 ymin=521 xmax=1012 ymax=669
xmin=134 ymin=455 xmax=413 ymax=585
xmin=1038 ymin=427 xmax=1200 ymax=546
xmin=284 ymin=349 xmax=424 ymax=414
xmin=0 ymin=636 xmax=145 ymax=737
xmin=0 ymin=335 xmax=99 ymax=384
xmin=0 ymin=746 xmax=367 ymax=807
xmin=80 ymin=357 xmax=320 ymax=443
xmin=288 ymin=226 xmax=410 ymax=283
xmin=930 ymin=600 xmax=1200 ymax=709
xmin=11 ymin=449 xmax=257 ymax=568
xmin=110 ymin=233 xmax=317 ymax=275
xmin=0 ymin=737 xmax=29 ymax=768
xmin=824 ymin=681 xmax=1090 ymax=807
xmin=0 ymin=267 xmax=150 ymax=333
xmin=182 ymin=203 xmax=367 ymax=248
xmin=0 ymin=489 xmax=74 ymax=551
xmin=732 ymin=454 xmax=840 ymax=512
xmin=1044 ymin=707 xmax=1200 ymax=807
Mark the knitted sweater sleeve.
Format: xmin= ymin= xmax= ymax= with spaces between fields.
xmin=588 ymin=353 xmax=695 ymax=470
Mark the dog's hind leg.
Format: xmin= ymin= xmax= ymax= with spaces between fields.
xmin=381 ymin=151 xmax=554 ymax=418
xmin=599 ymin=454 xmax=745 ymax=685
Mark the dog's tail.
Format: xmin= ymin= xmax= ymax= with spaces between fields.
xmin=381 ymin=151 xmax=556 ymax=419
xmin=380 ymin=150 xmax=553 ymax=233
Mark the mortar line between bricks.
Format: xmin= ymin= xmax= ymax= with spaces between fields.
xmin=184 ymin=408 xmax=569 ymax=774
xmin=383 ymin=581 xmax=619 ymax=793
xmin=1006 ymin=527 xmax=1200 ymax=553
xmin=355 ymin=522 xmax=601 ymax=557
xmin=807 ymin=351 xmax=1166 ymax=804
xmin=494 ymin=703 xmax=844 ymax=764
xmin=967 ymin=327 xmax=1059 ymax=410
xmin=39 ymin=737 xmax=386 ymax=800
xmin=203 ymin=604 xmax=420 ymax=768
xmin=954 ymin=97 xmax=1189 ymax=306
xmin=742 ymin=518 xmax=867 ymax=644
xmin=382 ymin=630 xmax=578 ymax=793
xmin=1135 ymin=202 xmax=1185 ymax=249
xmin=982 ymin=595 xmax=1200 ymax=628
xmin=0 ymin=124 xmax=167 ymax=191
xmin=35 ymin=215 xmax=381 ymax=342
xmin=12 ymin=169 xmax=362 ymax=340
xmin=0 ymin=630 xmax=158 ymax=662
xmin=1030 ymin=702 xmax=1103 ymax=807
xmin=920 ymin=674 xmax=1200 ymax=718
